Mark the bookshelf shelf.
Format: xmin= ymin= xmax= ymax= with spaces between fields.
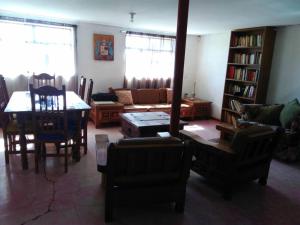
xmin=225 ymin=79 xmax=257 ymax=85
xmin=221 ymin=27 xmax=276 ymax=124
xmin=224 ymin=93 xmax=255 ymax=101
xmin=230 ymin=46 xmax=262 ymax=51
xmin=228 ymin=63 xmax=260 ymax=67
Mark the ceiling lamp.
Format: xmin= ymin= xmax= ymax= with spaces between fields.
xmin=129 ymin=12 xmax=136 ymax=23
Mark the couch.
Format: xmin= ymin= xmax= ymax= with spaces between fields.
xmin=90 ymin=88 xmax=193 ymax=127
xmin=110 ymin=87 xmax=192 ymax=116
xmin=240 ymin=99 xmax=300 ymax=162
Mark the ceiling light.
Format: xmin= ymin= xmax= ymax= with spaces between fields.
xmin=129 ymin=12 xmax=136 ymax=23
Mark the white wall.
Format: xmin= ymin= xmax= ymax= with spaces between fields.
xmin=182 ymin=35 xmax=198 ymax=95
xmin=76 ymin=22 xmax=198 ymax=94
xmin=267 ymin=25 xmax=300 ymax=103
xmin=77 ymin=22 xmax=126 ymax=93
xmin=195 ymin=32 xmax=231 ymax=119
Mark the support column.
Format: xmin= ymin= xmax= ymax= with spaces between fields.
xmin=170 ymin=0 xmax=190 ymax=136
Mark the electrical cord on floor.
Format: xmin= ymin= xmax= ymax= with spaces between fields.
xmin=19 ymin=162 xmax=56 ymax=225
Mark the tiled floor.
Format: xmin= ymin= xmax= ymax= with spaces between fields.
xmin=0 ymin=120 xmax=300 ymax=225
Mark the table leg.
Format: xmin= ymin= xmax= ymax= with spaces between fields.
xmin=17 ymin=113 xmax=28 ymax=170
xmin=72 ymin=111 xmax=81 ymax=162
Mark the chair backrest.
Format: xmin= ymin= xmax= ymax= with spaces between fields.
xmin=79 ymin=76 xmax=86 ymax=100
xmin=0 ymin=75 xmax=9 ymax=128
xmin=106 ymin=137 xmax=192 ymax=185
xmin=29 ymin=84 xmax=67 ymax=140
xmin=86 ymin=79 xmax=93 ymax=105
xmin=32 ymin=73 xmax=56 ymax=88
xmin=231 ymin=126 xmax=276 ymax=167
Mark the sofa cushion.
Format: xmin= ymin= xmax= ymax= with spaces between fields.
xmin=166 ymin=88 xmax=173 ymax=104
xmin=115 ymin=90 xmax=133 ymax=105
xmin=159 ymin=88 xmax=167 ymax=103
xmin=254 ymin=104 xmax=284 ymax=126
xmin=280 ymin=99 xmax=300 ymax=128
xmin=135 ymin=89 xmax=160 ymax=104
xmin=124 ymin=104 xmax=152 ymax=112
xmin=109 ymin=87 xmax=138 ymax=103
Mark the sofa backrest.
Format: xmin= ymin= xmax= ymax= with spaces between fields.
xmin=109 ymin=87 xmax=169 ymax=104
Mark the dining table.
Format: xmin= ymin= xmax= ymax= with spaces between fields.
xmin=4 ymin=91 xmax=91 ymax=170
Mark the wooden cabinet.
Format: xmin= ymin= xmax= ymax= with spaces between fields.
xmin=182 ymin=98 xmax=212 ymax=119
xmin=221 ymin=27 xmax=276 ymax=124
xmin=90 ymin=101 xmax=124 ymax=128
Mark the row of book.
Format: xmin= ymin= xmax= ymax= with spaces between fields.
xmin=227 ymin=66 xmax=259 ymax=81
xmin=233 ymin=52 xmax=262 ymax=65
xmin=229 ymin=99 xmax=242 ymax=112
xmin=222 ymin=111 xmax=238 ymax=125
xmin=231 ymin=34 xmax=262 ymax=47
xmin=227 ymin=84 xmax=256 ymax=98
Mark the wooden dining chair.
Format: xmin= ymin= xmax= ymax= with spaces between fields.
xmin=78 ymin=76 xmax=86 ymax=100
xmin=30 ymin=84 xmax=75 ymax=173
xmin=32 ymin=73 xmax=56 ymax=88
xmin=80 ymin=79 xmax=93 ymax=154
xmin=0 ymin=75 xmax=34 ymax=164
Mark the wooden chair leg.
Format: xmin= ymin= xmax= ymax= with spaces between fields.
xmin=105 ymin=189 xmax=113 ymax=222
xmin=35 ymin=143 xmax=40 ymax=173
xmin=64 ymin=144 xmax=68 ymax=173
xmin=222 ymin=182 xmax=233 ymax=200
xmin=84 ymin=128 xmax=87 ymax=154
xmin=4 ymin=134 xmax=9 ymax=164
xmin=259 ymin=177 xmax=268 ymax=186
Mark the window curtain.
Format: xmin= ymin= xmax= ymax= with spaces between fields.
xmin=0 ymin=18 xmax=77 ymax=95
xmin=124 ymin=32 xmax=175 ymax=89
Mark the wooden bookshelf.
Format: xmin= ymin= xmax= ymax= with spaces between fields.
xmin=221 ymin=27 xmax=276 ymax=124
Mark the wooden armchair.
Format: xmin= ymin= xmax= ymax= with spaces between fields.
xmin=30 ymin=84 xmax=74 ymax=173
xmin=32 ymin=73 xmax=56 ymax=88
xmin=104 ymin=136 xmax=192 ymax=222
xmin=181 ymin=126 xmax=276 ymax=199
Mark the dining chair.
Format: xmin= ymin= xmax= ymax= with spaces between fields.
xmin=81 ymin=78 xmax=93 ymax=154
xmin=0 ymin=75 xmax=34 ymax=164
xmin=78 ymin=76 xmax=86 ymax=100
xmin=32 ymin=73 xmax=56 ymax=88
xmin=30 ymin=84 xmax=74 ymax=173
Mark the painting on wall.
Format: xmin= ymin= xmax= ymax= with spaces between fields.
xmin=93 ymin=34 xmax=114 ymax=60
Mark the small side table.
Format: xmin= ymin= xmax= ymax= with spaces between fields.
xmin=182 ymin=98 xmax=212 ymax=120
xmin=90 ymin=101 xmax=124 ymax=128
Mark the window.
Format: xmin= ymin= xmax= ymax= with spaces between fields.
xmin=125 ymin=32 xmax=175 ymax=83
xmin=0 ymin=19 xmax=75 ymax=79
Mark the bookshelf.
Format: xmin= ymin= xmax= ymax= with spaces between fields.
xmin=221 ymin=27 xmax=276 ymax=124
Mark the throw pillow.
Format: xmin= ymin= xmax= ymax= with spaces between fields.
xmin=115 ymin=90 xmax=133 ymax=105
xmin=91 ymin=93 xmax=118 ymax=101
xmin=166 ymin=89 xmax=173 ymax=104
xmin=253 ymin=104 xmax=284 ymax=126
xmin=280 ymin=99 xmax=300 ymax=128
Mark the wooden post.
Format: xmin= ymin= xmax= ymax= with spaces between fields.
xmin=170 ymin=0 xmax=190 ymax=136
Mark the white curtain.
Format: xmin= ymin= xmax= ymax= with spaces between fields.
xmin=125 ymin=33 xmax=175 ymax=87
xmin=0 ymin=19 xmax=76 ymax=94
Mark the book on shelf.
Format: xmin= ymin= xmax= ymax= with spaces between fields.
xmin=233 ymin=52 xmax=262 ymax=65
xmin=227 ymin=67 xmax=259 ymax=82
xmin=229 ymin=99 xmax=242 ymax=113
xmin=231 ymin=34 xmax=262 ymax=47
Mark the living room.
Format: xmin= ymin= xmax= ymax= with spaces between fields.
xmin=1 ymin=0 xmax=300 ymax=225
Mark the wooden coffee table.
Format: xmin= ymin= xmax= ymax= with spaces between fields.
xmin=120 ymin=112 xmax=188 ymax=137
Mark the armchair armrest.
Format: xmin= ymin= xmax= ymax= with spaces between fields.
xmin=180 ymin=130 xmax=234 ymax=154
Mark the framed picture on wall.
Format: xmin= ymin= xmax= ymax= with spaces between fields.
xmin=93 ymin=34 xmax=114 ymax=60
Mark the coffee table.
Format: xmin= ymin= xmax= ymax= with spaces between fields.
xmin=120 ymin=112 xmax=188 ymax=137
